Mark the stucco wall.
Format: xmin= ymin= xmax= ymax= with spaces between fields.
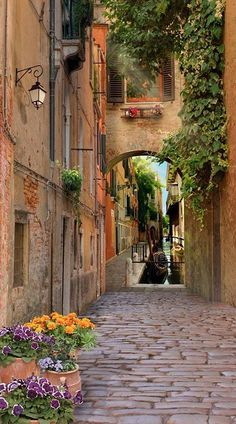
xmin=106 ymin=62 xmax=183 ymax=168
xmin=0 ymin=0 xmax=103 ymax=324
xmin=220 ymin=0 xmax=236 ymax=305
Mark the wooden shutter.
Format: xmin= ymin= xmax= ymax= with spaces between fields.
xmin=107 ymin=68 xmax=124 ymax=103
xmin=162 ymin=56 xmax=175 ymax=101
xmin=101 ymin=134 xmax=106 ymax=174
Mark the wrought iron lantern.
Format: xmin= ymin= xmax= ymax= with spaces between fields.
xmin=15 ymin=65 xmax=46 ymax=109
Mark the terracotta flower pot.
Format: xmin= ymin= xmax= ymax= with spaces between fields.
xmin=29 ymin=421 xmax=55 ymax=423
xmin=43 ymin=364 xmax=81 ymax=394
xmin=0 ymin=358 xmax=40 ymax=384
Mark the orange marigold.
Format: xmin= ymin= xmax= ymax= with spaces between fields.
xmin=65 ymin=325 xmax=76 ymax=334
xmin=47 ymin=321 xmax=57 ymax=330
xmin=56 ymin=317 xmax=66 ymax=325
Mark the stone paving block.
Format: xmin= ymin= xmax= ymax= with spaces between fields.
xmin=209 ymin=417 xmax=231 ymax=424
xmin=117 ymin=416 xmax=162 ymax=424
xmin=74 ymin=288 xmax=236 ymax=424
xmin=166 ymin=414 xmax=208 ymax=424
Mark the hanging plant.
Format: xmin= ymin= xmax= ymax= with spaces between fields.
xmin=61 ymin=167 xmax=82 ymax=194
xmin=159 ymin=0 xmax=227 ymax=222
xmin=61 ymin=167 xmax=82 ymax=220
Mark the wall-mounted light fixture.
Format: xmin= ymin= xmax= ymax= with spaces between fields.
xmin=15 ymin=65 xmax=46 ymax=109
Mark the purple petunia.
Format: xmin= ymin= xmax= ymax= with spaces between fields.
xmin=0 ymin=397 xmax=8 ymax=410
xmin=50 ymin=399 xmax=60 ymax=409
xmin=27 ymin=389 xmax=38 ymax=399
xmin=7 ymin=381 xmax=19 ymax=392
xmin=42 ymin=382 xmax=53 ymax=395
xmin=12 ymin=404 xmax=24 ymax=416
xmin=0 ymin=328 xmax=9 ymax=337
xmin=0 ymin=383 xmax=6 ymax=393
xmin=73 ymin=390 xmax=83 ymax=405
xmin=2 ymin=345 xmax=11 ymax=355
xmin=31 ymin=341 xmax=39 ymax=350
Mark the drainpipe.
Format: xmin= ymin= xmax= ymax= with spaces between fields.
xmin=3 ymin=0 xmax=15 ymax=144
xmin=49 ymin=0 xmax=56 ymax=161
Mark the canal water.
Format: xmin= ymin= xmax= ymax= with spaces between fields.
xmin=139 ymin=239 xmax=185 ymax=285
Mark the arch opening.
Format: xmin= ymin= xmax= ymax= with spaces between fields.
xmin=105 ymin=152 xmax=185 ymax=286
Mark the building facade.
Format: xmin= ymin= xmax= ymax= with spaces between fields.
xmin=0 ymin=0 xmax=106 ymax=325
xmin=105 ymin=158 xmax=139 ymax=260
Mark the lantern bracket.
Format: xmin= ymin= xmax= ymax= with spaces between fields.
xmin=15 ymin=65 xmax=43 ymax=86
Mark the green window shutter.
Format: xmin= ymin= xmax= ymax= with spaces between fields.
xmin=101 ymin=134 xmax=106 ymax=174
xmin=162 ymin=56 xmax=175 ymax=101
xmin=107 ymin=68 xmax=124 ymax=103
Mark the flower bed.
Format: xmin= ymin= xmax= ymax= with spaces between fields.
xmin=0 ymin=375 xmax=82 ymax=423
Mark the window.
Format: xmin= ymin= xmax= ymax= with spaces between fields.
xmin=79 ymin=232 xmax=83 ymax=269
xmin=62 ymin=0 xmax=93 ymax=40
xmin=125 ymin=196 xmax=131 ymax=217
xmin=78 ymin=117 xmax=84 ymax=174
xmin=162 ymin=56 xmax=175 ymax=101
xmin=107 ymin=68 xmax=124 ymax=103
xmin=123 ymin=159 xmax=130 ymax=179
xmin=127 ymin=57 xmax=175 ymax=103
xmin=90 ymin=235 xmax=94 ymax=267
xmin=108 ymin=56 xmax=175 ymax=104
xmin=14 ymin=220 xmax=28 ymax=288
xmin=63 ymin=86 xmax=71 ymax=168
xmin=73 ymin=220 xmax=78 ymax=269
xmin=100 ymin=134 xmax=106 ymax=174
xmin=90 ymin=133 xmax=94 ymax=195
xmin=110 ymin=170 xmax=117 ymax=197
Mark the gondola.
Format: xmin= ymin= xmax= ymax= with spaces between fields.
xmin=145 ymin=226 xmax=168 ymax=284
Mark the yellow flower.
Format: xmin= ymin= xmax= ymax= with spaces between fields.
xmin=35 ymin=326 xmax=44 ymax=333
xmin=24 ymin=322 xmax=34 ymax=328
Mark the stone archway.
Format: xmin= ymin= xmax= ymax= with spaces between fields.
xmin=106 ymin=149 xmax=161 ymax=172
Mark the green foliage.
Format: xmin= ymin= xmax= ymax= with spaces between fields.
xmin=61 ymin=167 xmax=82 ymax=194
xmin=0 ymin=377 xmax=76 ymax=423
xmin=159 ymin=0 xmax=227 ymax=220
xmin=104 ymin=0 xmax=227 ymax=220
xmin=162 ymin=215 xmax=169 ymax=230
xmin=74 ymin=0 xmax=94 ymax=39
xmin=102 ymin=0 xmax=189 ymax=74
xmin=134 ymin=158 xmax=161 ymax=231
xmin=61 ymin=167 xmax=82 ymax=220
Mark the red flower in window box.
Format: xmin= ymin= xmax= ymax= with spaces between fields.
xmin=128 ymin=107 xmax=139 ymax=118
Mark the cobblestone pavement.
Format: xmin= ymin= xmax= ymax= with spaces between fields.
xmin=75 ymin=287 xmax=236 ymax=424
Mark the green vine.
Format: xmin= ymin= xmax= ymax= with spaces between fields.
xmin=61 ymin=167 xmax=83 ymax=221
xmin=159 ymin=0 xmax=227 ymax=221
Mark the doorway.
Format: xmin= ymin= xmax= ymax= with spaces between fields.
xmin=62 ymin=216 xmax=71 ymax=314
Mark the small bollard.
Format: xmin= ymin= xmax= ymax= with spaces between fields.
xmin=125 ymin=258 xmax=133 ymax=286
xmin=133 ymin=252 xmax=139 ymax=276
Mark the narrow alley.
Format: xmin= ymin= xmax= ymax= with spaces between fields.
xmin=75 ymin=286 xmax=236 ymax=424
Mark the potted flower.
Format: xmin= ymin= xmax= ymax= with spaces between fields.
xmin=25 ymin=313 xmax=96 ymax=392
xmin=38 ymin=356 xmax=81 ymax=395
xmin=0 ymin=375 xmax=83 ymax=423
xmin=0 ymin=325 xmax=54 ymax=384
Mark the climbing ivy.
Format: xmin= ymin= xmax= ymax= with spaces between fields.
xmin=103 ymin=0 xmax=228 ymax=221
xmin=158 ymin=0 xmax=227 ymax=220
